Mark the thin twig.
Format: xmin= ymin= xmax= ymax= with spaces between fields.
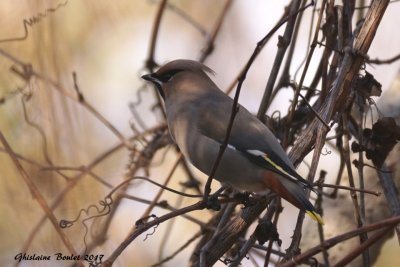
xmin=367 ymin=53 xmax=400 ymax=64
xmin=152 ymin=232 xmax=202 ymax=267
xmin=0 ymin=48 xmax=129 ymax=147
xmin=0 ymin=131 xmax=84 ymax=267
xmin=318 ymin=183 xmax=380 ymax=196
xmin=342 ymin=113 xmax=370 ymax=265
xmin=140 ymin=154 xmax=183 ymax=220
xmin=18 ymin=125 xmax=164 ymax=256
xmin=332 ymin=227 xmax=393 ymax=267
xmin=257 ymin=0 xmax=302 ymax=120
xmin=198 ymin=0 xmax=233 ymax=63
xmin=101 ymin=201 xmax=207 ymax=267
xmin=0 ymin=0 xmax=69 ymax=43
xmin=284 ymin=0 xmax=328 ymax=147
xmin=279 ymin=215 xmax=400 ymax=267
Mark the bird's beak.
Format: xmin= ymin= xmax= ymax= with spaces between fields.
xmin=141 ymin=73 xmax=157 ymax=82
xmin=141 ymin=73 xmax=165 ymax=99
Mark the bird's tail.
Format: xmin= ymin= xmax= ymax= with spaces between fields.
xmin=261 ymin=172 xmax=324 ymax=225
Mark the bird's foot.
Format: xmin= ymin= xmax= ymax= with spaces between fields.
xmin=204 ymin=193 xmax=221 ymax=211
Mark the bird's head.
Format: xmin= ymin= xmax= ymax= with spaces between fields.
xmin=141 ymin=59 xmax=215 ymax=99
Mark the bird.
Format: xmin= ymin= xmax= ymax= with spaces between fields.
xmin=142 ymin=59 xmax=323 ymax=224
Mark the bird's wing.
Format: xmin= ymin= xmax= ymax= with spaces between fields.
xmin=195 ymin=93 xmax=313 ymax=189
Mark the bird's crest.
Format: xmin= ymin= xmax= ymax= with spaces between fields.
xmin=157 ymin=59 xmax=215 ymax=76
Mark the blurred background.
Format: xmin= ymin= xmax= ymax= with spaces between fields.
xmin=1 ymin=0 xmax=400 ymax=266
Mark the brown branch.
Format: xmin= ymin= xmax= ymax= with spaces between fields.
xmin=152 ymin=232 xmax=202 ymax=267
xmin=284 ymin=0 xmax=327 ymax=255
xmin=376 ymin=163 xmax=400 ymax=242
xmin=18 ymin=141 xmax=125 ymax=259
xmin=284 ymin=0 xmax=328 ymax=147
xmin=270 ymin=0 xmax=308 ymax=105
xmin=18 ymin=125 xmax=164 ymax=257
xmin=140 ymin=154 xmax=182 ymax=220
xmin=318 ymin=183 xmax=381 ymax=196
xmin=0 ymin=0 xmax=69 ymax=43
xmin=101 ymin=201 xmax=207 ymax=267
xmin=279 ymin=215 xmax=400 ymax=267
xmin=367 ymin=53 xmax=400 ymax=64
xmin=332 ymin=227 xmax=392 ymax=267
xmin=164 ymin=2 xmax=207 ymax=36
xmin=0 ymin=131 xmax=84 ymax=267
xmin=199 ymin=202 xmax=237 ymax=267
xmin=287 ymin=0 xmax=390 ymax=260
xmin=264 ymin=198 xmax=280 ymax=266
xmin=342 ymin=113 xmax=370 ymax=265
xmin=257 ymin=0 xmax=302 ymax=120
xmin=143 ymin=0 xmax=168 ymax=119
xmin=0 ymin=48 xmax=129 ymax=147
xmin=224 ymin=1 xmax=314 ymax=96
xmin=202 ymin=76 xmax=240 ymax=200
xmin=146 ymin=0 xmax=167 ymax=70
xmin=198 ymin=0 xmax=233 ymax=63
xmin=191 ymin=199 xmax=270 ymax=267
xmin=289 ymin=0 xmax=390 ymax=165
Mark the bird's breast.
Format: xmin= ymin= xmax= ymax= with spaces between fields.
xmin=169 ymin=117 xmax=190 ymax=158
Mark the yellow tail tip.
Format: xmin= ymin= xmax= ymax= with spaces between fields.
xmin=306 ymin=210 xmax=324 ymax=225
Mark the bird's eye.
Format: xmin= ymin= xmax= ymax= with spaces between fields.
xmin=157 ymin=70 xmax=181 ymax=82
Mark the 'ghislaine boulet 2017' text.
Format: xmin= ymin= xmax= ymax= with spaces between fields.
xmin=14 ymin=253 xmax=95 ymax=263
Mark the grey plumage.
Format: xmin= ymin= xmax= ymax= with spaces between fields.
xmin=142 ymin=59 xmax=323 ymax=224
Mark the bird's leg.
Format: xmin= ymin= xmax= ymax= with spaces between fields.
xmin=203 ymin=185 xmax=229 ymax=211
xmin=233 ymin=191 xmax=252 ymax=207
